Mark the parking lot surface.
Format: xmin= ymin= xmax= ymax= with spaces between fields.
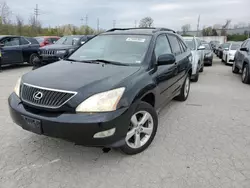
xmin=1 ymin=57 xmax=250 ymax=188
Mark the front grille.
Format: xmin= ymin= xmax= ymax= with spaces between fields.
xmin=21 ymin=83 xmax=77 ymax=109
xmin=40 ymin=49 xmax=56 ymax=56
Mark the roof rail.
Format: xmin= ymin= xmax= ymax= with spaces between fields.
xmin=106 ymin=27 xmax=176 ymax=33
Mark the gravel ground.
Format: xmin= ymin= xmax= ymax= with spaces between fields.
xmin=0 ymin=57 xmax=250 ymax=188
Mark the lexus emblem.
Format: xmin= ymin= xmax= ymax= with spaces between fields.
xmin=33 ymin=91 xmax=43 ymax=100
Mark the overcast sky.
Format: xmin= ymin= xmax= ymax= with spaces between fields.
xmin=5 ymin=0 xmax=250 ymax=30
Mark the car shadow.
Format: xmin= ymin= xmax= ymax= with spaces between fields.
xmin=1 ymin=63 xmax=31 ymax=72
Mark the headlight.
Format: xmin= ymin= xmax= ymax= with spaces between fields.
xmin=14 ymin=77 xmax=21 ymax=97
xmin=56 ymin=50 xmax=66 ymax=54
xmin=76 ymin=87 xmax=125 ymax=112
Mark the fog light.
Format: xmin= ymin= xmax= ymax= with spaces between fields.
xmin=93 ymin=128 xmax=116 ymax=138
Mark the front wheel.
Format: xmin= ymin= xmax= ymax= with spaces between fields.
xmin=28 ymin=53 xmax=39 ymax=65
xmin=175 ymin=74 xmax=190 ymax=101
xmin=232 ymin=61 xmax=239 ymax=74
xmin=120 ymin=102 xmax=158 ymax=155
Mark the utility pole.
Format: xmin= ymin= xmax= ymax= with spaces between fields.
xmin=97 ymin=18 xmax=100 ymax=33
xmin=80 ymin=17 xmax=84 ymax=25
xmin=196 ymin=15 xmax=200 ymax=37
xmin=134 ymin=20 xmax=137 ymax=28
xmin=113 ymin=20 xmax=116 ymax=28
xmin=85 ymin=15 xmax=88 ymax=26
xmin=34 ymin=4 xmax=40 ymax=25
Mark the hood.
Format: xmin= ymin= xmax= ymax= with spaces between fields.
xmin=40 ymin=44 xmax=77 ymax=50
xmin=229 ymin=50 xmax=237 ymax=55
xmin=22 ymin=60 xmax=141 ymax=94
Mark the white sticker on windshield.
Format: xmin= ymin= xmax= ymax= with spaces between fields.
xmin=126 ymin=38 xmax=146 ymax=42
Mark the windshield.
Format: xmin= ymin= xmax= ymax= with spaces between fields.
xmin=223 ymin=43 xmax=230 ymax=49
xmin=68 ymin=34 xmax=151 ymax=65
xmin=184 ymin=39 xmax=196 ymax=50
xmin=55 ymin=36 xmax=81 ymax=45
xmin=231 ymin=43 xmax=241 ymax=50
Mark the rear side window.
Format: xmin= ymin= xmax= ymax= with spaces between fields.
xmin=26 ymin=37 xmax=39 ymax=44
xmin=178 ymin=38 xmax=187 ymax=52
xmin=20 ymin=37 xmax=30 ymax=45
xmin=168 ymin=35 xmax=182 ymax=55
xmin=51 ymin=38 xmax=59 ymax=43
xmin=154 ymin=35 xmax=172 ymax=60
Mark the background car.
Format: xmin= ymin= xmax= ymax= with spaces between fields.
xmin=0 ymin=35 xmax=40 ymax=66
xmin=233 ymin=39 xmax=250 ymax=84
xmin=203 ymin=42 xmax=213 ymax=66
xmin=222 ymin=42 xmax=242 ymax=64
xmin=35 ymin=36 xmax=60 ymax=47
xmin=217 ymin=43 xmax=230 ymax=59
xmin=34 ymin=35 xmax=94 ymax=68
xmin=210 ymin=41 xmax=220 ymax=50
xmin=183 ymin=36 xmax=205 ymax=82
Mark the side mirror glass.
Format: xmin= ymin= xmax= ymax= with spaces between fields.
xmin=157 ymin=54 xmax=176 ymax=66
xmin=240 ymin=47 xmax=249 ymax=52
xmin=198 ymin=45 xmax=205 ymax=50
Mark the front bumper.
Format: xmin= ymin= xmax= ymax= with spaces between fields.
xmin=227 ymin=55 xmax=235 ymax=64
xmin=40 ymin=55 xmax=64 ymax=63
xmin=8 ymin=93 xmax=133 ymax=147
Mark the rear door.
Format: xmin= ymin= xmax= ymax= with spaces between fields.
xmin=155 ymin=34 xmax=177 ymax=101
xmin=1 ymin=37 xmax=23 ymax=64
xmin=167 ymin=34 xmax=186 ymax=93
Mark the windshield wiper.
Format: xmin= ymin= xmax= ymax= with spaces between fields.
xmin=65 ymin=58 xmax=96 ymax=64
xmin=90 ymin=59 xmax=128 ymax=66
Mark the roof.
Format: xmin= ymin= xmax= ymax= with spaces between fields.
xmin=103 ymin=27 xmax=176 ymax=35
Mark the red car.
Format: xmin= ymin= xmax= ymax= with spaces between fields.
xmin=35 ymin=36 xmax=60 ymax=47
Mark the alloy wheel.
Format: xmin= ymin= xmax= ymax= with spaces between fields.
xmin=125 ymin=111 xmax=154 ymax=149
xmin=184 ymin=76 xmax=190 ymax=98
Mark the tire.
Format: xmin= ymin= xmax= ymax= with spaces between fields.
xmin=221 ymin=57 xmax=224 ymax=62
xmin=28 ymin=53 xmax=39 ymax=65
xmin=199 ymin=64 xmax=204 ymax=72
xmin=175 ymin=74 xmax=190 ymax=101
xmin=232 ymin=61 xmax=239 ymax=74
xmin=191 ymin=72 xmax=199 ymax=82
xmin=120 ymin=102 xmax=158 ymax=155
xmin=242 ymin=64 xmax=250 ymax=84
xmin=225 ymin=56 xmax=228 ymax=65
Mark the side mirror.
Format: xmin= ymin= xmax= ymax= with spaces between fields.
xmin=198 ymin=45 xmax=205 ymax=50
xmin=240 ymin=47 xmax=249 ymax=52
xmin=157 ymin=54 xmax=176 ymax=66
xmin=0 ymin=43 xmax=5 ymax=48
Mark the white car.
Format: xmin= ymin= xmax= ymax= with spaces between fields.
xmin=183 ymin=36 xmax=205 ymax=82
xmin=222 ymin=42 xmax=242 ymax=64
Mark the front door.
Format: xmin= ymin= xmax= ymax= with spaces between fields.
xmin=1 ymin=37 xmax=23 ymax=65
xmin=238 ymin=41 xmax=249 ymax=70
xmin=154 ymin=34 xmax=177 ymax=101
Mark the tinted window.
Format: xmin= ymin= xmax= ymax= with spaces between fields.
xmin=178 ymin=39 xmax=187 ymax=52
xmin=26 ymin=37 xmax=39 ymax=44
xmin=20 ymin=37 xmax=30 ymax=45
xmin=168 ymin=35 xmax=182 ymax=55
xmin=154 ymin=35 xmax=172 ymax=59
xmin=51 ymin=38 xmax=59 ymax=43
xmin=69 ymin=34 xmax=152 ymax=65
xmin=3 ymin=37 xmax=20 ymax=46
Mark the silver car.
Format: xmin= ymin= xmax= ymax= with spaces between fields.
xmin=183 ymin=36 xmax=205 ymax=82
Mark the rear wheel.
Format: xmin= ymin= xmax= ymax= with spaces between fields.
xmin=232 ymin=61 xmax=239 ymax=74
xmin=242 ymin=64 xmax=250 ymax=84
xmin=120 ymin=102 xmax=158 ymax=155
xmin=175 ymin=74 xmax=190 ymax=101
